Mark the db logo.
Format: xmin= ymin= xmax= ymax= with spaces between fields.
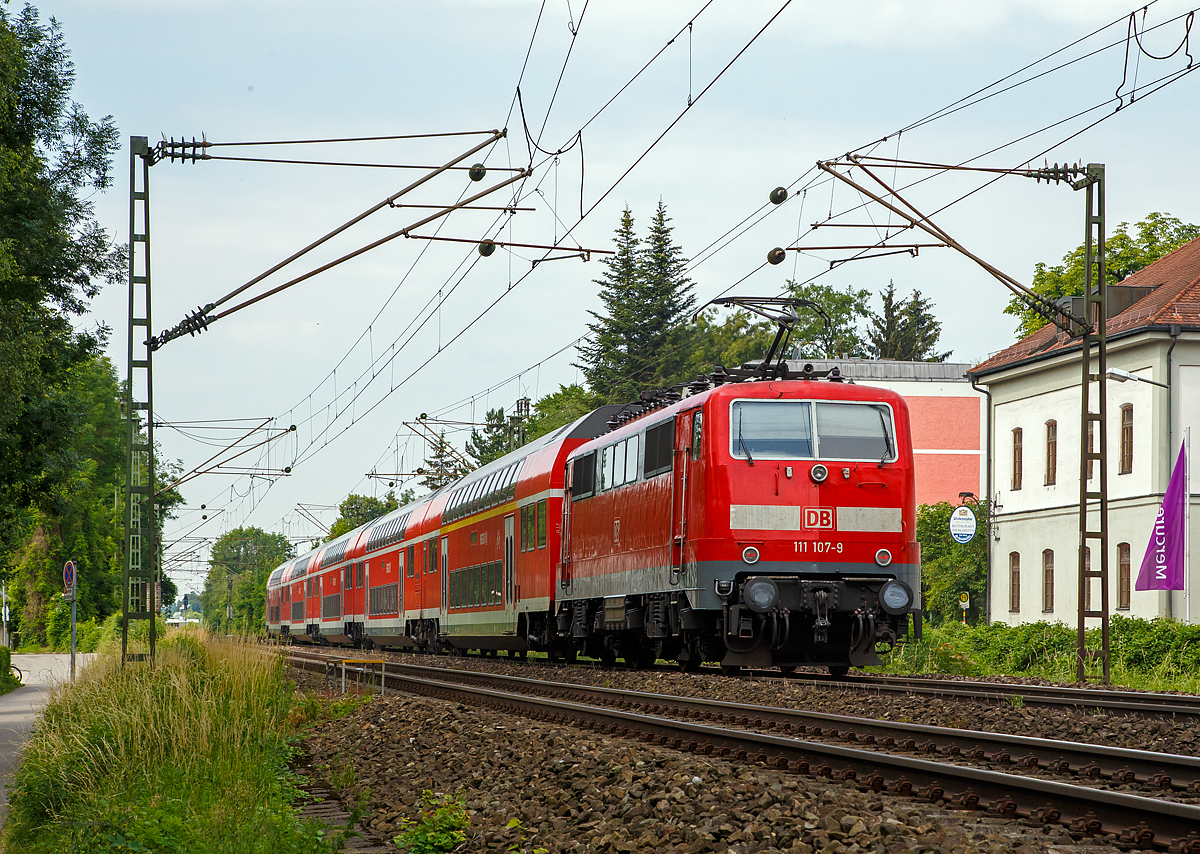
xmin=804 ymin=507 xmax=834 ymax=530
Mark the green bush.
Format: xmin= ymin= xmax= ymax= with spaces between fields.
xmin=395 ymin=791 xmax=470 ymax=853
xmin=879 ymin=615 xmax=1200 ymax=691
xmin=3 ymin=636 xmax=335 ymax=853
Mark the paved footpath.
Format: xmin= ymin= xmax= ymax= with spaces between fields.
xmin=0 ymin=653 xmax=96 ymax=814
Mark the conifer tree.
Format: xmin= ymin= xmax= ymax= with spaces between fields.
xmin=465 ymin=407 xmax=509 ymax=467
xmin=419 ymin=431 xmax=472 ymax=491
xmin=577 ymin=208 xmax=642 ymax=402
xmin=867 ymin=281 xmax=950 ymax=362
xmin=576 ymin=203 xmax=696 ymax=403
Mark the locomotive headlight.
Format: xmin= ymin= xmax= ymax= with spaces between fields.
xmin=810 ymin=464 xmax=829 ymax=484
xmin=741 ymin=546 xmax=760 ymax=564
xmin=874 ymin=548 xmax=892 ymax=566
xmin=878 ymin=579 xmax=913 ymax=615
xmin=743 ymin=576 xmax=779 ymax=613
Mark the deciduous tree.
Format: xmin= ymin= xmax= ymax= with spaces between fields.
xmin=1005 ymin=212 xmax=1200 ymax=339
xmin=202 ymin=527 xmax=293 ymax=632
xmin=325 ymin=492 xmax=398 ymax=541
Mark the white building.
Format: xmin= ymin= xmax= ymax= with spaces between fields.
xmin=969 ymin=236 xmax=1200 ymax=625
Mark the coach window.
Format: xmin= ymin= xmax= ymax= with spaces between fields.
xmin=1044 ymin=420 xmax=1056 ymax=486
xmin=1042 ymin=549 xmax=1054 ymax=612
xmin=1008 ymin=552 xmax=1020 ymax=613
xmin=601 ymin=445 xmax=615 ymax=490
xmin=1118 ymin=542 xmax=1131 ymax=609
xmin=536 ymin=499 xmax=547 ymax=549
xmin=1011 ymin=428 xmax=1023 ymax=490
xmin=1120 ymin=404 xmax=1133 ymax=474
xmin=691 ymin=412 xmax=703 ymax=461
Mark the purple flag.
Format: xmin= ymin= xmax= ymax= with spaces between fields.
xmin=1136 ymin=443 xmax=1187 ymax=591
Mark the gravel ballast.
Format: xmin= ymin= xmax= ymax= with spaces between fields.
xmin=297 ymin=663 xmax=1166 ymax=853
xmin=361 ymin=654 xmax=1200 ymax=757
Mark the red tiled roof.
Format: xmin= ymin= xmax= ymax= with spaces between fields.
xmin=970 ymin=235 xmax=1200 ymax=375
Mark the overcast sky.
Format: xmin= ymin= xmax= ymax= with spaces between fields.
xmin=42 ymin=0 xmax=1200 ymax=590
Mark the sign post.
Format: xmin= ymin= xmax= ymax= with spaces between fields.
xmin=959 ymin=591 xmax=969 ymax=625
xmin=64 ymin=560 xmax=77 ymax=681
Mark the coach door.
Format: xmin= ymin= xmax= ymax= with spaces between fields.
xmin=441 ymin=536 xmax=449 ymax=614
xmin=504 ymin=514 xmax=515 ymax=606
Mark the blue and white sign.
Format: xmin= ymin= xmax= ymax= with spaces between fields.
xmin=63 ymin=560 xmax=76 ymax=600
xmin=949 ymin=505 xmax=977 ymax=544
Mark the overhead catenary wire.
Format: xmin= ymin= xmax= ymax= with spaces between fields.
xmin=163 ymin=1 xmax=1200 ymax=569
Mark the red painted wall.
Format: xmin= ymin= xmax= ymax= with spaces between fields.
xmin=904 ymin=396 xmax=981 ymax=505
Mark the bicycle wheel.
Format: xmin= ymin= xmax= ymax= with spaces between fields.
xmin=10 ymin=665 xmax=22 ymax=682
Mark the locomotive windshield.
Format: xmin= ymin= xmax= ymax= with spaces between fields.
xmin=730 ymin=400 xmax=896 ymax=461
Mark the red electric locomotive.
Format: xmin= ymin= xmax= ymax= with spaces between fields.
xmin=265 ymin=298 xmax=921 ymax=674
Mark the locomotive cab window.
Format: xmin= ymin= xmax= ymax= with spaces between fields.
xmin=730 ymin=400 xmax=895 ymax=462
xmin=731 ymin=400 xmax=813 ymax=459
xmin=814 ymin=403 xmax=894 ymax=460
xmin=691 ymin=412 xmax=702 ymax=461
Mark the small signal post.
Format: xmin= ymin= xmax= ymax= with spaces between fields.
xmin=64 ymin=560 xmax=77 ymax=681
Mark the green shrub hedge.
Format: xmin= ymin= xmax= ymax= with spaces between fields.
xmin=880 ymin=615 xmax=1200 ymax=690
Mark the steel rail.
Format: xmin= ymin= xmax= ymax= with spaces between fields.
xmin=793 ymin=672 xmax=1200 ymax=718
xmin=347 ymin=661 xmax=1200 ymax=795
xmin=283 ymin=653 xmax=1200 ymax=850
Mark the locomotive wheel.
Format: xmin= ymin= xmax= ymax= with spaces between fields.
xmin=778 ymin=665 xmax=797 ymax=674
xmin=599 ymin=648 xmax=617 ymax=668
xmin=678 ymin=657 xmax=701 ymax=673
xmin=828 ymin=665 xmax=850 ymax=678
xmin=720 ymin=664 xmax=742 ymax=676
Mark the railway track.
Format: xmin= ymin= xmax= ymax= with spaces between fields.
xmin=285 ymin=651 xmax=1200 ymax=850
xmin=789 ymin=671 xmax=1200 ymax=719
xmin=276 ymin=637 xmax=1200 ymax=720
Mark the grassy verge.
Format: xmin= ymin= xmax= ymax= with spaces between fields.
xmin=874 ymin=615 xmax=1200 ymax=692
xmin=2 ymin=631 xmax=340 ymax=853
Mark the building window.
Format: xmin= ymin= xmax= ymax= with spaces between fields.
xmin=1120 ymin=405 xmax=1133 ymax=474
xmin=1012 ymin=428 xmax=1023 ymax=490
xmin=1045 ymin=420 xmax=1057 ymax=486
xmin=1118 ymin=542 xmax=1131 ymax=610
xmin=1009 ymin=552 xmax=1020 ymax=613
xmin=1042 ymin=549 xmax=1054 ymax=612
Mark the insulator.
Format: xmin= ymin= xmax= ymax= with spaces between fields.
xmin=767 ymin=247 xmax=786 ymax=265
xmin=769 ymin=187 xmax=788 ymax=205
xmin=469 ymin=163 xmax=487 ymax=182
xmin=478 ymin=240 xmax=497 ymax=257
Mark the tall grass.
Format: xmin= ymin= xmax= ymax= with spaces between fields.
xmin=2 ymin=631 xmax=335 ymax=853
xmin=877 ymin=615 xmax=1200 ymax=692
